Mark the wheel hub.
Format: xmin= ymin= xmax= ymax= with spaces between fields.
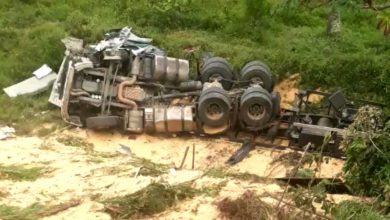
xmin=206 ymin=103 xmax=223 ymax=120
xmin=248 ymin=103 xmax=265 ymax=120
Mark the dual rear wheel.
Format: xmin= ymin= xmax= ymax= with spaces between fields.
xmin=199 ymin=57 xmax=277 ymax=132
xmin=200 ymin=57 xmax=274 ymax=92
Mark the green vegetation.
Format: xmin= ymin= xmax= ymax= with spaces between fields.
xmin=56 ymin=134 xmax=94 ymax=153
xmin=332 ymin=201 xmax=389 ymax=220
xmin=103 ymin=181 xmax=225 ymax=219
xmin=0 ymin=165 xmax=44 ymax=181
xmin=0 ymin=201 xmax=81 ymax=220
xmin=0 ymin=0 xmax=389 ymax=133
xmin=292 ymin=168 xmax=315 ymax=178
xmin=203 ymin=167 xmax=270 ymax=183
xmin=0 ymin=203 xmax=43 ymax=220
xmin=343 ymin=106 xmax=390 ymax=210
xmin=128 ymin=156 xmax=171 ymax=177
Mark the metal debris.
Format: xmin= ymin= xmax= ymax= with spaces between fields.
xmin=226 ymin=141 xmax=254 ymax=165
xmin=0 ymin=126 xmax=15 ymax=140
xmin=4 ymin=71 xmax=57 ymax=98
xmin=33 ymin=64 xmax=52 ymax=79
xmin=92 ymin=26 xmax=154 ymax=52
xmin=117 ymin=144 xmax=132 ymax=156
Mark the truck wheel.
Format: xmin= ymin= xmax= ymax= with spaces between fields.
xmin=240 ymin=86 xmax=273 ymax=131
xmin=200 ymin=57 xmax=234 ymax=90
xmin=198 ymin=87 xmax=231 ymax=127
xmin=240 ymin=60 xmax=274 ymax=92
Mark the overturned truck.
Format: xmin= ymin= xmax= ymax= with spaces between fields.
xmin=50 ymin=27 xmax=384 ymax=151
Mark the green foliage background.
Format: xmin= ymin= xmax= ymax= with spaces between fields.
xmin=0 ymin=0 xmax=389 ymax=128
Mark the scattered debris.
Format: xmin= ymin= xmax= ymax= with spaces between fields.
xmin=3 ymin=71 xmax=57 ymax=98
xmin=0 ymin=126 xmax=15 ymax=140
xmin=169 ymin=168 xmax=177 ymax=177
xmin=226 ymin=141 xmax=254 ymax=165
xmin=178 ymin=146 xmax=190 ymax=169
xmin=91 ymin=26 xmax=158 ymax=54
xmin=117 ymin=144 xmax=132 ymax=156
xmin=32 ymin=64 xmax=53 ymax=79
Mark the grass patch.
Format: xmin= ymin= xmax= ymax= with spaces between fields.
xmin=0 ymin=165 xmax=44 ymax=181
xmin=203 ymin=167 xmax=269 ymax=183
xmin=104 ymin=181 xmax=225 ymax=219
xmin=56 ymin=134 xmax=94 ymax=153
xmin=289 ymin=168 xmax=315 ymax=178
xmin=0 ymin=93 xmax=66 ymax=136
xmin=0 ymin=200 xmax=81 ymax=220
xmin=0 ymin=203 xmax=43 ymax=220
xmin=128 ymin=157 xmax=171 ymax=177
xmin=332 ymin=201 xmax=389 ymax=220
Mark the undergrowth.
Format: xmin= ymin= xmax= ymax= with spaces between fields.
xmin=0 ymin=165 xmax=44 ymax=181
xmin=56 ymin=134 xmax=94 ymax=153
xmin=332 ymin=200 xmax=389 ymax=220
xmin=0 ymin=200 xmax=80 ymax=220
xmin=103 ymin=181 xmax=226 ymax=219
xmin=203 ymin=167 xmax=270 ymax=183
xmin=343 ymin=107 xmax=390 ymax=211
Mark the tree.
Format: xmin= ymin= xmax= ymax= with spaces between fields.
xmin=282 ymin=0 xmax=390 ymax=36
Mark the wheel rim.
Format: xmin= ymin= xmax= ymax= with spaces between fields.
xmin=206 ymin=103 xmax=224 ymax=121
xmin=247 ymin=103 xmax=265 ymax=120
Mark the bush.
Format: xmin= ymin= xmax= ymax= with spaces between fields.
xmin=332 ymin=201 xmax=388 ymax=220
xmin=343 ymin=107 xmax=390 ymax=210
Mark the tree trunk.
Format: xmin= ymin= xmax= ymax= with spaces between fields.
xmin=327 ymin=8 xmax=341 ymax=36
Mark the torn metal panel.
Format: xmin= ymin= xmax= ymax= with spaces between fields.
xmin=49 ymin=56 xmax=68 ymax=107
xmin=3 ymin=73 xmax=57 ymax=98
xmin=91 ymin=26 xmax=155 ymax=53
xmin=33 ymin=64 xmax=52 ymax=79
xmin=74 ymin=57 xmax=93 ymax=72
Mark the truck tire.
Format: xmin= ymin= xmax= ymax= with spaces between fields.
xmin=240 ymin=60 xmax=274 ymax=92
xmin=240 ymin=86 xmax=273 ymax=131
xmin=200 ymin=57 xmax=234 ymax=90
xmin=198 ymin=87 xmax=231 ymax=127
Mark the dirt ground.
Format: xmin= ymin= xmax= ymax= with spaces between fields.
xmin=0 ymin=75 xmax=352 ymax=219
xmin=0 ymin=128 xmax=349 ymax=220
